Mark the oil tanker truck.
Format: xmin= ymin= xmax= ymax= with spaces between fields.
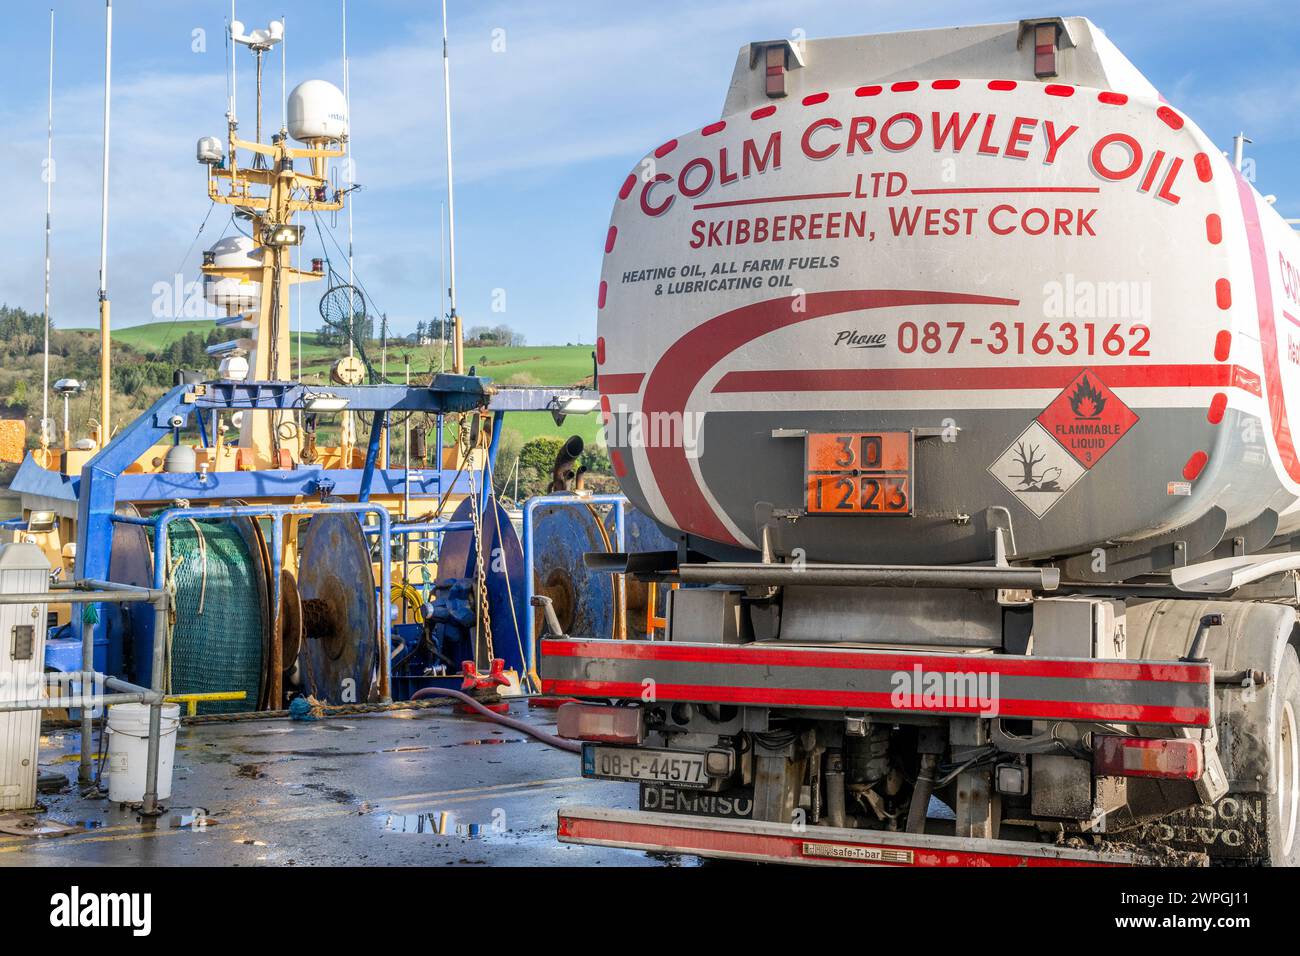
xmin=541 ymin=16 xmax=1300 ymax=866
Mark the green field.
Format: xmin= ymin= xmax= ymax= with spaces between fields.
xmin=94 ymin=320 xmax=605 ymax=446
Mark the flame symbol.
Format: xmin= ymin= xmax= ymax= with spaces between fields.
xmin=1068 ymin=376 xmax=1107 ymax=419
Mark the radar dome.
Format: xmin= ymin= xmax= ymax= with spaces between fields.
xmin=288 ymin=80 xmax=349 ymax=143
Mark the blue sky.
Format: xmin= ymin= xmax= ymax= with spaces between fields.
xmin=1 ymin=0 xmax=1298 ymax=345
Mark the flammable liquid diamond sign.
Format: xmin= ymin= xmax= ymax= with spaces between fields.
xmin=1036 ymin=369 xmax=1139 ymax=468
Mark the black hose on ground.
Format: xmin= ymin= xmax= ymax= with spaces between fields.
xmin=411 ymin=686 xmax=581 ymax=754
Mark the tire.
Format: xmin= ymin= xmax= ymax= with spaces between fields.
xmin=1262 ymin=643 xmax=1300 ymax=866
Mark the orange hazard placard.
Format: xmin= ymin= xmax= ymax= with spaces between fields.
xmin=805 ymin=431 xmax=912 ymax=515
xmin=1035 ymin=369 xmax=1138 ymax=468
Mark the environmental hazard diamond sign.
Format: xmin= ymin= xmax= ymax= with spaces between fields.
xmin=988 ymin=422 xmax=1086 ymax=518
xmin=1036 ymin=369 xmax=1138 ymax=468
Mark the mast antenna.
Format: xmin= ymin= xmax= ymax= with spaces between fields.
xmin=41 ymin=8 xmax=54 ymax=449
xmin=343 ymin=0 xmax=355 ymax=357
xmin=442 ymin=0 xmax=464 ymax=374
xmin=97 ymin=0 xmax=113 ymax=444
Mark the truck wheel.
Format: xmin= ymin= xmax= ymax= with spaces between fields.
xmin=1265 ymin=643 xmax=1300 ymax=866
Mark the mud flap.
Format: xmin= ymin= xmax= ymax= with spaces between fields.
xmin=1129 ymin=793 xmax=1270 ymax=861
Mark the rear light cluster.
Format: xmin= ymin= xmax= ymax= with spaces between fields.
xmin=764 ymin=45 xmax=785 ymax=98
xmin=557 ymin=702 xmax=643 ymax=745
xmin=1093 ymin=735 xmax=1203 ymax=781
xmin=1033 ymin=22 xmax=1058 ymax=78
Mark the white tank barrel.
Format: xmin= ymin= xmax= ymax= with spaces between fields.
xmin=598 ymin=17 xmax=1300 ymax=572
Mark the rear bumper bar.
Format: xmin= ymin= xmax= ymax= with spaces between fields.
xmin=558 ymin=807 xmax=1184 ymax=867
xmin=540 ymin=639 xmax=1213 ymax=727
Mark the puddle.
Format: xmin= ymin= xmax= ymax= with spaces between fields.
xmin=169 ymin=808 xmax=218 ymax=829
xmin=381 ymin=812 xmax=498 ymax=838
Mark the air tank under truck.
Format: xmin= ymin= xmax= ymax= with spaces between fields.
xmin=542 ymin=17 xmax=1300 ymax=868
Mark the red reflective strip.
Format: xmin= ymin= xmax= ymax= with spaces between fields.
xmin=1195 ymin=152 xmax=1213 ymax=182
xmin=802 ymin=92 xmax=829 ymax=106
xmin=543 ymin=680 xmax=1209 ymax=727
xmin=711 ymin=363 xmax=1261 ymax=397
xmin=599 ymin=372 xmax=644 ymax=394
xmin=1208 ymin=392 xmax=1227 ymax=424
xmin=987 ymin=80 xmax=1017 ymax=91
xmin=1045 ymin=84 xmax=1074 ymax=97
xmin=701 ymin=120 xmax=726 ymax=136
xmin=1206 ymin=213 xmax=1222 ymax=244
xmin=891 ymin=80 xmax=919 ymax=92
xmin=1215 ymin=330 xmax=1232 ymax=361
xmin=1183 ymin=450 xmax=1209 ymax=480
xmin=597 ymin=282 xmax=607 ymax=310
xmin=654 ymin=139 xmax=678 ymax=158
xmin=1156 ymin=105 xmax=1184 ymax=129
xmin=604 ymin=226 xmax=617 ymax=254
xmin=618 ymin=174 xmax=636 ymax=200
xmin=558 ymin=814 xmax=1128 ymax=867
xmin=855 ymin=85 xmax=883 ymax=97
xmin=931 ymin=79 xmax=960 ymax=90
xmin=1097 ymin=91 xmax=1128 ymax=105
xmin=595 ymin=336 xmax=606 ymax=364
xmin=543 ymin=639 xmax=1210 ymax=683
xmin=751 ymin=105 xmax=777 ymax=119
xmin=1215 ymin=278 xmax=1232 ymax=309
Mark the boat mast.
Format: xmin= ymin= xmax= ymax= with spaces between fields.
xmin=97 ymin=0 xmax=113 ymax=444
xmin=442 ymin=0 xmax=464 ymax=374
xmin=41 ymin=9 xmax=54 ymax=449
xmin=343 ymin=0 xmax=355 ymax=357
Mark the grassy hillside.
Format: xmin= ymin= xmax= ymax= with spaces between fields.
xmin=66 ymin=319 xmax=606 ymax=449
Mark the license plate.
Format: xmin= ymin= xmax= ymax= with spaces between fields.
xmin=805 ymin=430 xmax=913 ymax=516
xmin=583 ymin=745 xmax=711 ymax=789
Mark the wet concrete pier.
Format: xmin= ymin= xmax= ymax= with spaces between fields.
xmin=0 ymin=704 xmax=692 ymax=866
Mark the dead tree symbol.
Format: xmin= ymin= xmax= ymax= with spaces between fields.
xmin=1011 ymin=442 xmax=1062 ymax=491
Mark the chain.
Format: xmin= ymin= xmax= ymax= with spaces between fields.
xmin=462 ymin=417 xmax=495 ymax=666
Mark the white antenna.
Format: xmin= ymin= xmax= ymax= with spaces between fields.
xmin=1233 ymin=132 xmax=1251 ymax=172
xmin=343 ymin=0 xmax=355 ymax=358
xmin=280 ymin=13 xmax=287 ymax=133
xmin=97 ymin=0 xmax=113 ymax=442
xmin=441 ymin=0 xmax=463 ymax=374
xmin=228 ymin=1 xmax=237 ymax=123
xmin=439 ymin=201 xmax=447 ymax=374
xmin=41 ymin=8 xmax=54 ymax=449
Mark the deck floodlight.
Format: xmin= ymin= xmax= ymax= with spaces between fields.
xmin=262 ymin=223 xmax=304 ymax=247
xmin=305 ymin=394 xmax=350 ymax=412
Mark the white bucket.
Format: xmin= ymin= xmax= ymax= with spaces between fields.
xmin=106 ymin=703 xmax=181 ymax=804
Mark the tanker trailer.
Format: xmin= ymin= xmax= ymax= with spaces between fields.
xmin=542 ymin=17 xmax=1300 ymax=866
